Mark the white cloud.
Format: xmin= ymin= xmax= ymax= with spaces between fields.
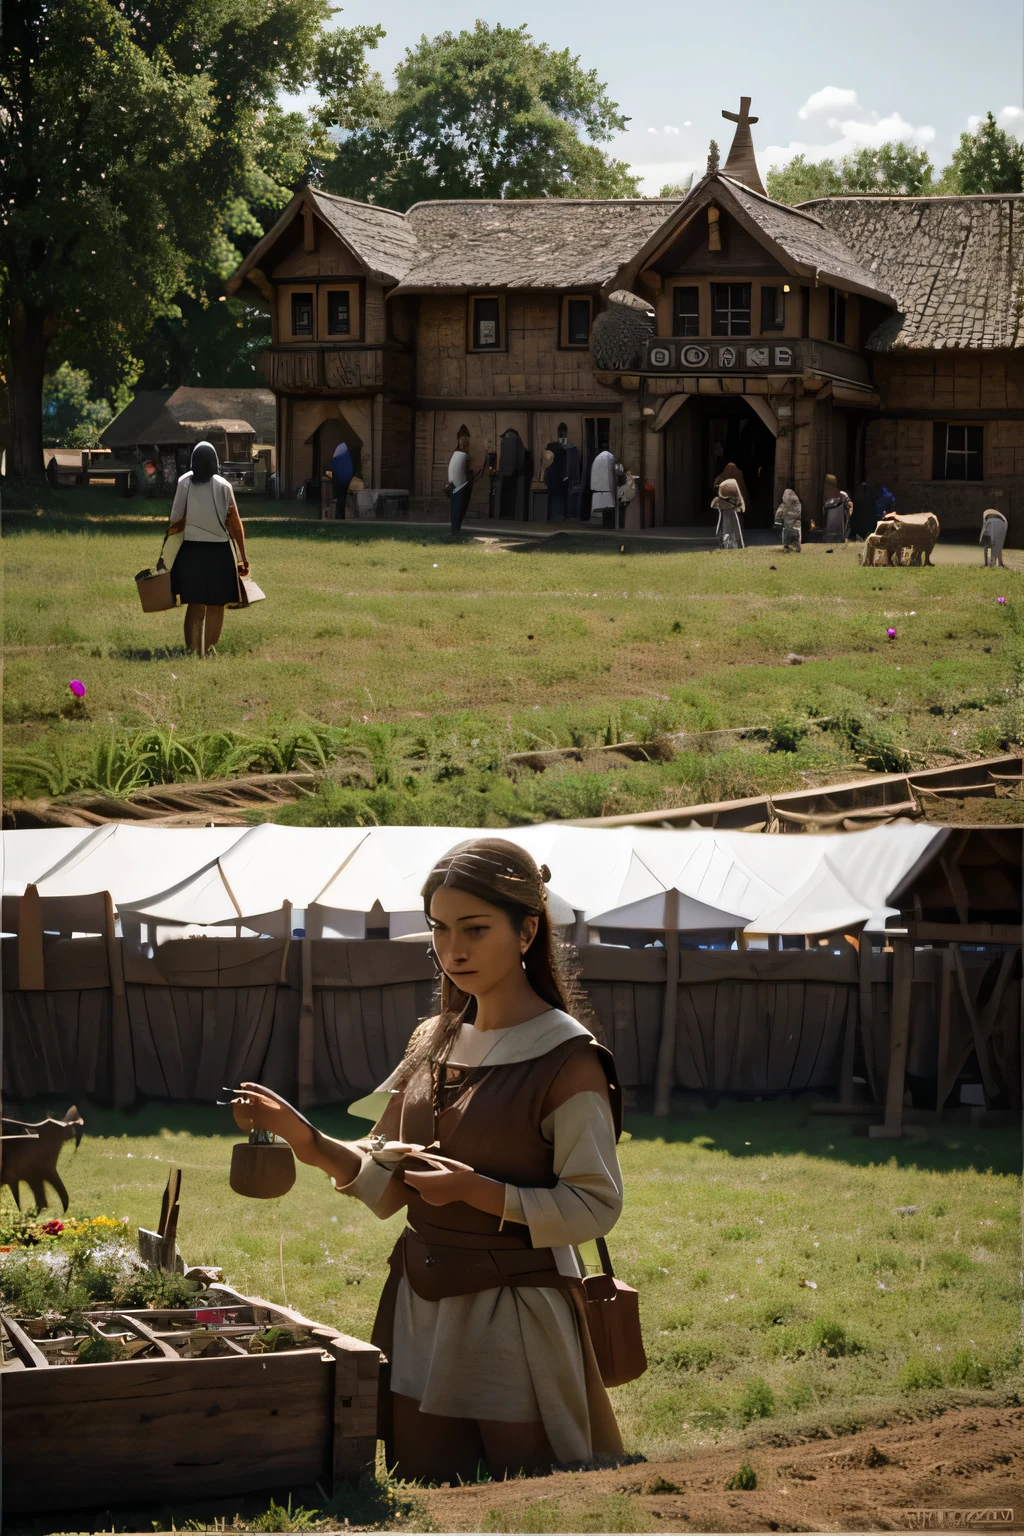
xmin=648 ymin=126 xmax=658 ymax=134
xmin=664 ymin=124 xmax=680 ymax=135
xmin=683 ymin=120 xmax=691 ymax=127
xmin=799 ymin=86 xmax=859 ymax=120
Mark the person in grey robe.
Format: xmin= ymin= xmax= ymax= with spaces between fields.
xmin=774 ymin=487 xmax=802 ymax=552
xmin=590 ymin=449 xmax=617 ymax=525
xmin=711 ymin=477 xmax=745 ymax=548
xmin=981 ymin=508 xmax=1008 ymax=567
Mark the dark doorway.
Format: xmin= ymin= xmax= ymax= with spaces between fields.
xmin=308 ymin=414 xmax=364 ymax=484
xmin=663 ymin=396 xmax=776 ymax=527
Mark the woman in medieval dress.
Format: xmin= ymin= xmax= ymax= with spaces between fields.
xmin=167 ymin=440 xmax=249 ymax=657
xmin=232 ymin=838 xmax=625 ymax=1484
xmin=711 ymin=476 xmax=745 ymax=548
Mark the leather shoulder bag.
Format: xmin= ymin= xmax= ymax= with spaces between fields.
xmin=581 ymin=1235 xmax=647 ymax=1388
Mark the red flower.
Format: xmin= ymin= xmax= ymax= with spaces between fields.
xmin=41 ymin=1219 xmax=65 ymax=1236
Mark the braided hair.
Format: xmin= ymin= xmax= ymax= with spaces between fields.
xmin=392 ymin=837 xmax=590 ymax=1088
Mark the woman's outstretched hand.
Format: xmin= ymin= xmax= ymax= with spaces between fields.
xmin=232 ymin=1083 xmax=318 ymax=1163
xmin=402 ymin=1154 xmax=505 ymax=1216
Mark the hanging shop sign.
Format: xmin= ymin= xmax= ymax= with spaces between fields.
xmin=642 ymin=338 xmax=798 ymax=374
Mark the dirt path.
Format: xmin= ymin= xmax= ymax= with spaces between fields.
xmin=414 ymin=1405 xmax=1022 ymax=1532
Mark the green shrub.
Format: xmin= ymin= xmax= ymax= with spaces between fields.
xmin=738 ymin=1377 xmax=775 ymax=1422
xmin=810 ymin=1318 xmax=859 ymax=1358
xmin=655 ymin=1340 xmax=716 ymax=1373
xmin=768 ymin=718 xmax=808 ymax=753
xmin=724 ymin=1463 xmax=757 ymax=1491
xmin=899 ymin=1356 xmax=944 ymax=1393
xmin=946 ymin=1350 xmax=992 ymax=1388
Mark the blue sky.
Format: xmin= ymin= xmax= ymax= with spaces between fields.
xmin=285 ymin=0 xmax=1024 ymax=193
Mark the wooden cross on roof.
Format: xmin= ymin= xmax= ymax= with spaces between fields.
xmin=721 ymin=96 xmax=766 ymax=198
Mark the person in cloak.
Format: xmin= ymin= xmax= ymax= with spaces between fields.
xmin=849 ymin=480 xmax=878 ymax=542
xmin=543 ymin=423 xmax=571 ymax=521
xmin=711 ymin=476 xmax=745 ymax=548
xmin=590 ymin=448 xmax=618 ymax=525
xmin=331 ymin=441 xmax=354 ymax=518
xmin=980 ymin=508 xmax=1008 ymax=567
xmin=167 ymin=441 xmax=249 ymax=657
xmin=447 ymin=428 xmax=474 ymax=536
xmin=774 ymin=487 xmax=802 ymax=552
xmin=822 ymin=474 xmax=852 ymax=542
xmin=232 ymin=838 xmax=626 ymax=1484
xmin=714 ymin=460 xmax=750 ymax=510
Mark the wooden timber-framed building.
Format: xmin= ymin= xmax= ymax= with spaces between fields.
xmin=227 ymin=100 xmax=1024 ymax=540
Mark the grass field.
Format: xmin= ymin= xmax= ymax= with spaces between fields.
xmin=4 ymin=492 xmax=1024 ymax=823
xmin=2 ymin=1097 xmax=1020 ymax=1532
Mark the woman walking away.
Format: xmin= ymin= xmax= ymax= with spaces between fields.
xmin=714 ymin=460 xmax=750 ymax=510
xmin=232 ymin=838 xmax=627 ymax=1485
xmin=774 ymin=488 xmax=802 ymax=552
xmin=981 ymin=508 xmax=1008 ymax=567
xmin=447 ymin=428 xmax=473 ymax=536
xmin=822 ymin=474 xmax=852 ymax=542
xmin=168 ymin=441 xmax=249 ymax=657
xmin=712 ymin=477 xmax=745 ymax=548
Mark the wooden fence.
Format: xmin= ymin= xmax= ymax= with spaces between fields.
xmin=4 ymin=935 xmax=1019 ymax=1122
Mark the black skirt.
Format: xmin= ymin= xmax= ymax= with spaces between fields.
xmin=171 ymin=540 xmax=240 ymax=606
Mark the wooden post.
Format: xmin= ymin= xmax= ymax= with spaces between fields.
xmin=315 ymin=1332 xmax=381 ymax=1486
xmin=857 ymin=935 xmax=879 ymax=1102
xmin=653 ymin=889 xmax=679 ymax=1117
xmin=17 ymin=884 xmax=45 ymax=991
xmin=870 ymin=938 xmax=912 ymax=1138
xmin=935 ymin=947 xmax=955 ymax=1118
xmin=104 ymin=892 xmax=135 ymax=1110
xmin=837 ymin=991 xmax=857 ymax=1106
xmin=297 ymin=935 xmax=315 ymax=1108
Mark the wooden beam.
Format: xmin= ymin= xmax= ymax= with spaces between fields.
xmin=837 ymin=991 xmax=858 ymax=1105
xmin=871 ymin=939 xmax=912 ymax=1138
xmin=298 ymin=935 xmax=315 ymax=1108
xmin=952 ymin=947 xmax=1004 ymax=1106
xmin=905 ymin=923 xmax=1022 ymax=944
xmin=2 ymin=1314 xmax=49 ymax=1368
xmin=105 ymin=892 xmax=135 ymax=1110
xmin=857 ymin=938 xmax=879 ymax=1103
xmin=315 ymin=1330 xmax=381 ymax=1486
xmin=112 ymin=1312 xmax=180 ymax=1360
xmin=653 ymin=889 xmax=679 ymax=1117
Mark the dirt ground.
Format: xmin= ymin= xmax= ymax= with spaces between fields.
xmin=414 ymin=1404 xmax=1023 ymax=1532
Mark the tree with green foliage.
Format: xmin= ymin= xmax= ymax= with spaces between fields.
xmin=41 ymin=363 xmax=129 ymax=449
xmin=0 ymin=0 xmax=377 ymax=479
xmin=767 ymin=142 xmax=935 ymax=204
xmin=946 ymin=112 xmax=1024 ymax=193
xmin=319 ymin=22 xmax=640 ymax=207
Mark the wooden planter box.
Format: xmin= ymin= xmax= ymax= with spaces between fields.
xmin=1 ymin=1284 xmax=379 ymax=1515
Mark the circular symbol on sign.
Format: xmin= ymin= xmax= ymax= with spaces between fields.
xmin=680 ymin=345 xmax=710 ymax=368
xmin=649 ymin=346 xmax=672 ymax=368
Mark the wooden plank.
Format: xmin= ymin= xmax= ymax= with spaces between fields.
xmin=857 ymin=941 xmax=879 ymax=1102
xmin=906 ymin=922 xmax=1023 ymax=944
xmin=359 ymin=987 xmax=390 ymax=1090
xmin=674 ymin=984 xmax=708 ymax=1089
xmin=2 ymin=1349 xmax=334 ymax=1513
xmin=610 ymin=982 xmax=640 ymax=1085
xmin=634 ymin=983 xmax=663 ymax=1086
xmin=653 ymin=902 xmax=679 ymax=1116
xmin=143 ymin=986 xmax=189 ymax=1099
xmin=579 ymin=946 xmax=666 ymax=984
xmin=125 ymin=985 xmax=171 ymax=1098
xmin=316 ymin=1332 xmax=381 ymax=1485
xmin=112 ymin=1312 xmax=180 ymax=1360
xmin=837 ymin=991 xmax=858 ymax=1104
xmin=297 ymin=938 xmax=315 ymax=1108
xmin=935 ymin=948 xmax=956 ymax=1115
xmin=768 ymin=982 xmax=803 ymax=1089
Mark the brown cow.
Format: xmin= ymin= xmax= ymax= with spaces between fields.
xmin=1 ymin=1106 xmax=85 ymax=1212
xmin=861 ymin=512 xmax=940 ymax=567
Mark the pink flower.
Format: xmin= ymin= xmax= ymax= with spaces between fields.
xmin=886 ymin=628 xmax=896 ymax=639
xmin=69 ymin=680 xmax=86 ymax=697
xmin=997 ymin=596 xmax=1007 ymax=605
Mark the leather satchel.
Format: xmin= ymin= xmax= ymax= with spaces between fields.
xmin=135 ymin=561 xmax=177 ymax=613
xmin=582 ymin=1236 xmax=647 ymax=1388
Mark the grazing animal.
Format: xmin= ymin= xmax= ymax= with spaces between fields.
xmin=0 ymin=1106 xmax=85 ymax=1212
xmin=861 ymin=511 xmax=939 ymax=567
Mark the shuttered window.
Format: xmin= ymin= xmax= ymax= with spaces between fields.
xmin=290 ymin=292 xmax=314 ymax=337
xmin=672 ymin=287 xmax=700 ymax=336
xmin=473 ymin=297 xmax=502 ymax=349
xmin=710 ymin=283 xmax=751 ymax=336
xmin=934 ymin=423 xmax=984 ymax=481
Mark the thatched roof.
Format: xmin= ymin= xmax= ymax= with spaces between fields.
xmin=615 ymin=173 xmax=897 ymax=306
xmin=799 ymin=194 xmax=1024 ymax=350
xmin=101 ymin=388 xmax=276 ymax=449
xmin=308 ymin=190 xmax=421 ymax=283
xmin=393 ymin=199 xmax=681 ymax=294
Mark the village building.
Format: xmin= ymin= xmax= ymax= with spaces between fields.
xmin=100 ymin=386 xmax=276 ymax=491
xmin=226 ymin=100 xmax=1022 ymax=541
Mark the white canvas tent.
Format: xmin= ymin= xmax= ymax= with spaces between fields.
xmin=2 ymin=823 xmax=946 ymax=941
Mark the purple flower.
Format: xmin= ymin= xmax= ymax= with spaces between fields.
xmin=69 ymin=679 xmax=86 ymax=697
xmin=886 ymin=628 xmax=896 ymax=640
xmin=997 ymin=596 xmax=1007 ymax=605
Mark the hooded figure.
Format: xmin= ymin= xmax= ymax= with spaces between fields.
xmin=850 ymin=481 xmax=878 ymax=541
xmin=166 ymin=440 xmax=249 ymax=655
xmin=543 ymin=423 xmax=570 ymax=521
xmin=711 ymin=476 xmax=745 ymax=549
xmin=714 ymin=461 xmax=750 ymax=509
xmin=981 ymin=508 xmax=1008 ymax=567
xmin=774 ymin=488 xmax=802 ymax=552
xmin=822 ymin=474 xmax=851 ymax=541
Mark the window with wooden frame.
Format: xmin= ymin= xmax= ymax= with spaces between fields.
xmin=290 ymin=290 xmax=314 ymax=338
xmin=470 ymin=295 xmax=504 ymax=351
xmin=760 ymin=286 xmax=785 ymax=332
xmin=828 ymin=288 xmax=848 ymax=344
xmin=933 ymin=422 xmax=984 ymax=481
xmin=672 ymin=286 xmax=700 ymax=336
xmin=710 ymin=282 xmax=751 ymax=336
xmin=318 ymin=282 xmax=361 ymax=341
xmin=561 ymin=296 xmax=593 ymax=347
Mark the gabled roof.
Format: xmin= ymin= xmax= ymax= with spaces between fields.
xmin=392 ymin=199 xmax=681 ymax=294
xmin=799 ymin=194 xmax=1024 ymax=350
xmin=225 ymin=185 xmax=420 ymax=302
xmin=101 ymin=388 xmax=276 ymax=448
xmin=615 ymin=172 xmax=898 ymax=307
